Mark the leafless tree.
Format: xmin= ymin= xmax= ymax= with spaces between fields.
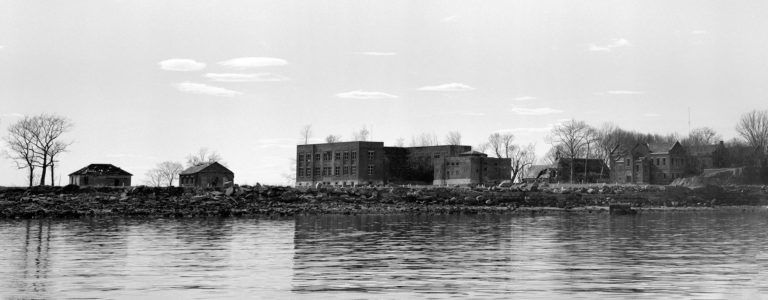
xmin=152 ymin=161 xmax=184 ymax=186
xmin=487 ymin=133 xmax=514 ymax=158
xmin=47 ymin=140 xmax=70 ymax=186
xmin=325 ymin=135 xmax=342 ymax=143
xmin=445 ymin=131 xmax=462 ymax=145
xmin=29 ymin=114 xmax=72 ymax=186
xmin=300 ymin=124 xmax=313 ymax=145
xmin=582 ymin=126 xmax=599 ymax=181
xmin=735 ymin=110 xmax=768 ymax=152
xmin=4 ymin=117 xmax=39 ymax=187
xmin=596 ymin=123 xmax=627 ymax=170
xmin=684 ymin=127 xmax=721 ymax=146
xmin=410 ymin=133 xmax=439 ymax=146
xmin=186 ymin=147 xmax=223 ymax=167
xmin=541 ymin=145 xmax=565 ymax=165
xmin=394 ymin=137 xmax=405 ymax=147
xmin=144 ymin=168 xmax=164 ymax=187
xmin=352 ymin=126 xmax=370 ymax=141
xmin=475 ymin=142 xmax=490 ymax=154
xmin=548 ymin=119 xmax=590 ymax=183
xmin=509 ymin=143 xmax=536 ymax=182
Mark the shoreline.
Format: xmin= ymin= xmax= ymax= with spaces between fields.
xmin=1 ymin=184 xmax=767 ymax=219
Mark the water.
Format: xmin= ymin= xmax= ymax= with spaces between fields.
xmin=1 ymin=210 xmax=768 ymax=299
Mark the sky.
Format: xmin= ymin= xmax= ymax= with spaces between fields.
xmin=2 ymin=0 xmax=768 ymax=186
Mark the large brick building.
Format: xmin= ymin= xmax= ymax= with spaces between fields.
xmin=433 ymin=151 xmax=511 ymax=185
xmin=295 ymin=142 xmax=509 ymax=186
xmin=611 ymin=141 xmax=687 ymax=185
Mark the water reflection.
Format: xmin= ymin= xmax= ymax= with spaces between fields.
xmin=0 ymin=210 xmax=766 ymax=299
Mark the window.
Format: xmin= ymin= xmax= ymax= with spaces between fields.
xmin=351 ymin=166 xmax=357 ymax=175
xmin=297 ymin=154 xmax=303 ymax=166
xmin=323 ymin=151 xmax=332 ymax=161
xmin=343 ymin=151 xmax=349 ymax=161
xmin=314 ymin=167 xmax=320 ymax=176
xmin=335 ymin=152 xmax=341 ymax=160
xmin=434 ymin=153 xmax=440 ymax=158
xmin=367 ymin=165 xmax=374 ymax=175
xmin=334 ymin=166 xmax=340 ymax=176
xmin=655 ymin=158 xmax=659 ymax=165
xmin=305 ymin=168 xmax=311 ymax=177
xmin=297 ymin=168 xmax=303 ymax=177
xmin=315 ymin=153 xmax=321 ymax=161
xmin=625 ymin=160 xmax=630 ymax=167
xmin=368 ymin=150 xmax=375 ymax=161
xmin=343 ymin=166 xmax=349 ymax=175
xmin=662 ymin=158 xmax=666 ymax=166
xmin=322 ymin=167 xmax=328 ymax=176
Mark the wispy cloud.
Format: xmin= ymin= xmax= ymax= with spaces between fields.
xmin=417 ymin=83 xmax=475 ymax=92
xmin=510 ymin=106 xmax=563 ymax=115
xmin=253 ymin=138 xmax=296 ymax=149
xmin=514 ymin=96 xmax=537 ymax=101
xmin=599 ymin=90 xmax=645 ymax=95
xmin=644 ymin=113 xmax=661 ymax=117
xmin=218 ymin=57 xmax=288 ymax=69
xmin=158 ymin=58 xmax=206 ymax=71
xmin=205 ymin=73 xmax=289 ymax=82
xmin=355 ymin=52 xmax=397 ymax=56
xmin=589 ymin=38 xmax=631 ymax=52
xmin=174 ymin=82 xmax=243 ymax=97
xmin=442 ymin=15 xmax=458 ymax=23
xmin=336 ymin=90 xmax=399 ymax=99
xmin=1 ymin=113 xmax=24 ymax=118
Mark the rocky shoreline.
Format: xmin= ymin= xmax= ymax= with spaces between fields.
xmin=1 ymin=183 xmax=767 ymax=219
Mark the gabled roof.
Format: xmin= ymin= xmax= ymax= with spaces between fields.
xmin=648 ymin=142 xmax=676 ymax=153
xmin=69 ymin=164 xmax=132 ymax=176
xmin=179 ymin=162 xmax=232 ymax=175
xmin=524 ymin=164 xmax=554 ymax=179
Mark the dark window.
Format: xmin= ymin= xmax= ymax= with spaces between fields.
xmin=368 ymin=151 xmax=375 ymax=161
xmin=335 ymin=152 xmax=341 ymax=160
xmin=351 ymin=166 xmax=357 ymax=175
xmin=343 ymin=166 xmax=349 ymax=175
xmin=297 ymin=154 xmax=303 ymax=166
xmin=314 ymin=167 xmax=320 ymax=176
xmin=343 ymin=151 xmax=349 ymax=160
xmin=323 ymin=151 xmax=332 ymax=161
xmin=334 ymin=166 xmax=340 ymax=176
xmin=625 ymin=160 xmax=630 ymax=167
xmin=434 ymin=153 xmax=440 ymax=158
xmin=297 ymin=168 xmax=303 ymax=177
xmin=315 ymin=153 xmax=321 ymax=161
xmin=367 ymin=165 xmax=374 ymax=175
xmin=662 ymin=158 xmax=666 ymax=166
xmin=305 ymin=168 xmax=311 ymax=176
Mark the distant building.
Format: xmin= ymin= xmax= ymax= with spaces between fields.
xmin=611 ymin=141 xmax=687 ymax=185
xmin=522 ymin=164 xmax=556 ymax=183
xmin=69 ymin=164 xmax=132 ymax=187
xmin=179 ymin=162 xmax=234 ymax=188
xmin=433 ymin=151 xmax=511 ymax=185
xmin=685 ymin=141 xmax=727 ymax=171
xmin=295 ymin=142 xmax=509 ymax=187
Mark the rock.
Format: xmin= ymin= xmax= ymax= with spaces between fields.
xmin=498 ymin=180 xmax=513 ymax=188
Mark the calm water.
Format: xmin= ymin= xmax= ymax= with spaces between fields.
xmin=1 ymin=210 xmax=768 ymax=299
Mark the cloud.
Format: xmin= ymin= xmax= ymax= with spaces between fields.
xmin=174 ymin=82 xmax=243 ymax=97
xmin=158 ymin=58 xmax=206 ymax=71
xmin=691 ymin=30 xmax=708 ymax=35
xmin=644 ymin=113 xmax=661 ymax=117
xmin=417 ymin=82 xmax=475 ymax=92
xmin=253 ymin=138 xmax=296 ymax=149
xmin=355 ymin=52 xmax=397 ymax=56
xmin=514 ymin=96 xmax=537 ymax=101
xmin=205 ymin=73 xmax=289 ymax=82
xmin=604 ymin=90 xmax=645 ymax=95
xmin=510 ymin=106 xmax=563 ymax=115
xmin=218 ymin=57 xmax=288 ymax=69
xmin=497 ymin=126 xmax=553 ymax=134
xmin=335 ymin=90 xmax=399 ymax=99
xmin=1 ymin=113 xmax=24 ymax=118
xmin=589 ymin=38 xmax=631 ymax=52
xmin=442 ymin=15 xmax=458 ymax=22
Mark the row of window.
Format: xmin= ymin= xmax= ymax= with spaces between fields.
xmin=625 ymin=157 xmax=687 ymax=168
xmin=297 ymin=165 xmax=375 ymax=177
xmin=297 ymin=151 xmax=376 ymax=166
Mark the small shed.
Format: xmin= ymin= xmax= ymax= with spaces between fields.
xmin=69 ymin=164 xmax=132 ymax=187
xmin=179 ymin=162 xmax=234 ymax=188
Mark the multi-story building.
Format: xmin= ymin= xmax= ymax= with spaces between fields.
xmin=433 ymin=151 xmax=511 ymax=185
xmin=295 ymin=142 xmax=509 ymax=186
xmin=611 ymin=141 xmax=687 ymax=185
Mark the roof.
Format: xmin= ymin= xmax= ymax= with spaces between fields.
xmin=459 ymin=150 xmax=488 ymax=157
xmin=69 ymin=164 xmax=132 ymax=176
xmin=648 ymin=142 xmax=676 ymax=153
xmin=686 ymin=144 xmax=719 ymax=156
xmin=179 ymin=162 xmax=232 ymax=175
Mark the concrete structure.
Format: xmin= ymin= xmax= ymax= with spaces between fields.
xmin=295 ymin=142 xmax=508 ymax=186
xmin=69 ymin=164 xmax=132 ymax=187
xmin=433 ymin=151 xmax=511 ymax=185
xmin=611 ymin=141 xmax=687 ymax=185
xmin=179 ymin=162 xmax=234 ymax=188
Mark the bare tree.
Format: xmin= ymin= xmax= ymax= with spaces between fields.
xmin=684 ymin=127 xmax=721 ymax=146
xmin=582 ymin=126 xmax=599 ymax=182
xmin=186 ymin=147 xmax=223 ymax=167
xmin=488 ymin=133 xmax=514 ymax=158
xmin=154 ymin=161 xmax=184 ymax=186
xmin=4 ymin=117 xmax=39 ymax=187
xmin=475 ymin=142 xmax=490 ymax=154
xmin=300 ymin=124 xmax=313 ymax=145
xmin=596 ymin=123 xmax=627 ymax=171
xmin=541 ymin=145 xmax=565 ymax=165
xmin=29 ymin=114 xmax=73 ymax=186
xmin=144 ymin=168 xmax=164 ymax=187
xmin=352 ymin=126 xmax=370 ymax=141
xmin=735 ymin=110 xmax=768 ymax=152
xmin=325 ymin=135 xmax=342 ymax=143
xmin=509 ymin=143 xmax=536 ymax=182
xmin=48 ymin=140 xmax=70 ymax=186
xmin=394 ymin=137 xmax=405 ymax=147
xmin=410 ymin=133 xmax=439 ymax=147
xmin=445 ymin=131 xmax=462 ymax=145
xmin=548 ymin=119 xmax=590 ymax=183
